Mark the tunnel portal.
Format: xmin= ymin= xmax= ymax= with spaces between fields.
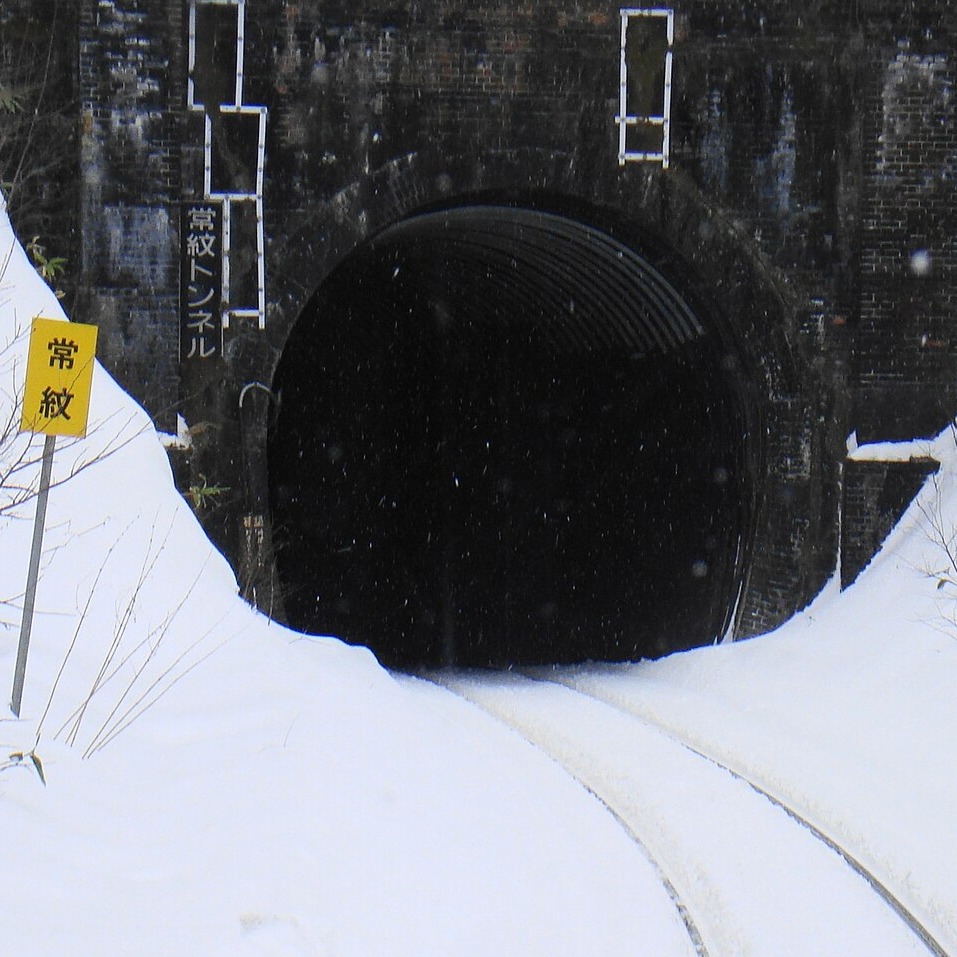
xmin=268 ymin=204 xmax=754 ymax=668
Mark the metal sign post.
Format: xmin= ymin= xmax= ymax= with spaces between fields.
xmin=11 ymin=434 xmax=55 ymax=717
xmin=11 ymin=317 xmax=97 ymax=717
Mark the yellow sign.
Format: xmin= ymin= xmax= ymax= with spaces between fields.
xmin=20 ymin=317 xmax=98 ymax=438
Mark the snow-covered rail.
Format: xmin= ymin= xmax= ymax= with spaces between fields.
xmin=540 ymin=667 xmax=952 ymax=957
xmin=425 ymin=670 xmax=945 ymax=957
xmin=530 ymin=671 xmax=949 ymax=957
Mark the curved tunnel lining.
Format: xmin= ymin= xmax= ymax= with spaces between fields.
xmin=268 ymin=204 xmax=756 ymax=668
xmin=375 ymin=207 xmax=705 ymax=355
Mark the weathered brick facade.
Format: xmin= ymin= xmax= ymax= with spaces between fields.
xmin=856 ymin=41 xmax=957 ymax=439
xmin=77 ymin=0 xmax=186 ymax=423
xmin=842 ymin=456 xmax=941 ymax=589
xmin=4 ymin=0 xmax=955 ymax=655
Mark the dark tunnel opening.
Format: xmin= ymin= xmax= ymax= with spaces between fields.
xmin=268 ymin=204 xmax=755 ymax=669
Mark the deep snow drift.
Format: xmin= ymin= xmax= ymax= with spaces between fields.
xmin=2 ymin=202 xmax=957 ymax=955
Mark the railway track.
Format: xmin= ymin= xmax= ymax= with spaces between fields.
xmin=420 ymin=668 xmax=949 ymax=957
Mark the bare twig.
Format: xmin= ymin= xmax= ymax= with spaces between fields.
xmin=83 ymin=631 xmax=231 ymax=759
xmin=80 ymin=558 xmax=213 ymax=755
xmin=33 ymin=520 xmax=136 ymax=748
xmin=60 ymin=517 xmax=174 ymax=747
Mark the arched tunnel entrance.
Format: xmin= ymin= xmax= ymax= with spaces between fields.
xmin=268 ymin=203 xmax=758 ymax=669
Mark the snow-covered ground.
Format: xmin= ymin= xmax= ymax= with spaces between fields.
xmin=2 ymin=201 xmax=957 ymax=955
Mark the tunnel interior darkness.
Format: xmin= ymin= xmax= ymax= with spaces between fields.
xmin=268 ymin=204 xmax=753 ymax=669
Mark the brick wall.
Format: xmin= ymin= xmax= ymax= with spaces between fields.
xmin=251 ymin=2 xmax=617 ymax=223
xmin=854 ymin=29 xmax=957 ymax=440
xmin=842 ymin=457 xmax=940 ymax=587
xmin=64 ymin=0 xmax=957 ymax=634
xmin=77 ymin=0 xmax=186 ymax=427
xmin=71 ymin=0 xmax=957 ymax=445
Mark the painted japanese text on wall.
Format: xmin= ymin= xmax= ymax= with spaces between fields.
xmin=180 ymin=201 xmax=223 ymax=361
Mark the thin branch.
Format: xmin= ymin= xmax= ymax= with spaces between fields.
xmin=33 ymin=519 xmax=136 ymax=748
xmin=61 ymin=517 xmax=174 ymax=746
xmin=84 ymin=629 xmax=232 ymax=759
xmin=79 ymin=557 xmax=212 ymax=754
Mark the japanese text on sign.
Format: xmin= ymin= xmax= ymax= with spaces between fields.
xmin=180 ymin=201 xmax=223 ymax=361
xmin=20 ymin=318 xmax=98 ymax=438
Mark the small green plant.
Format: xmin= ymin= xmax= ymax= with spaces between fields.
xmin=0 ymin=82 xmax=21 ymax=114
xmin=188 ymin=474 xmax=230 ymax=510
xmin=26 ymin=235 xmax=68 ymax=299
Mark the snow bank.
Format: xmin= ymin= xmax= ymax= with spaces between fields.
xmin=3 ymin=195 xmax=957 ymax=954
xmin=0 ymin=203 xmax=694 ymax=954
xmin=563 ymin=424 xmax=957 ymax=951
